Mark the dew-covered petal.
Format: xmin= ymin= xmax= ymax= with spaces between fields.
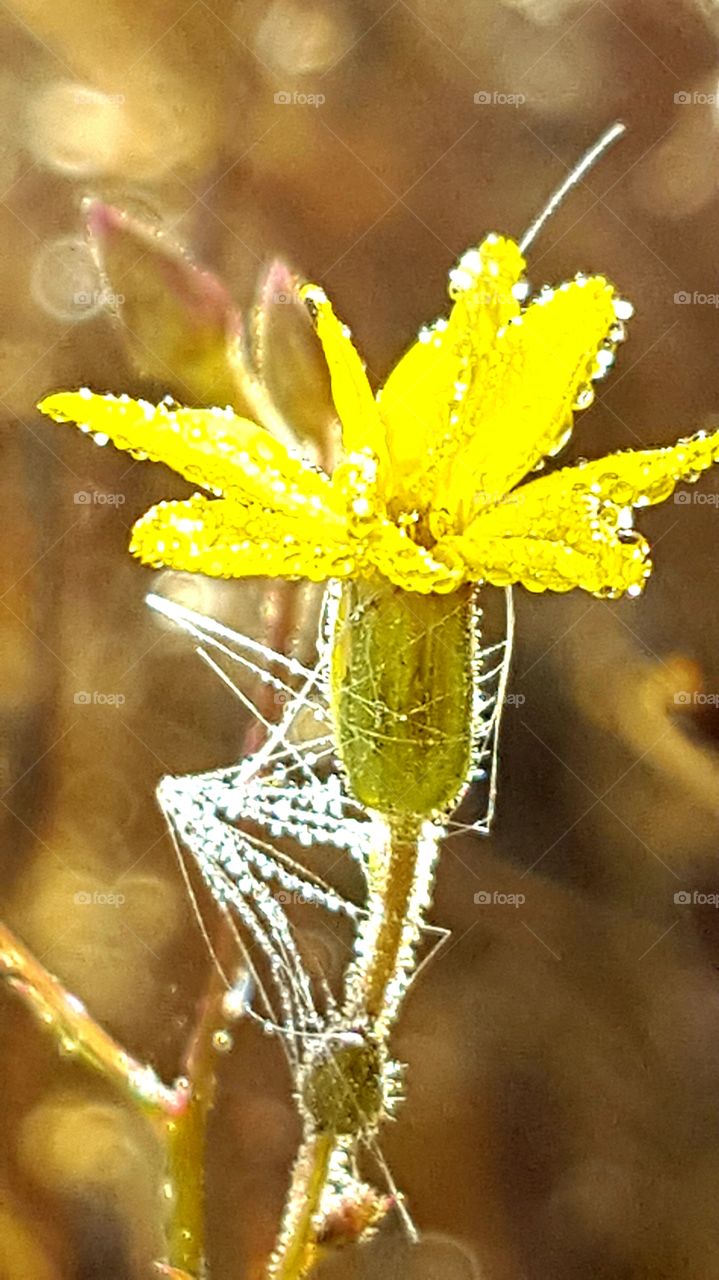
xmin=519 ymin=427 xmax=719 ymax=511
xmin=444 ymin=524 xmax=651 ymax=598
xmin=299 ymin=284 xmax=388 ymax=474
xmin=38 ymin=390 xmax=334 ymax=515
xmin=451 ymin=467 xmax=659 ymax=597
xmin=365 ymin=521 xmax=465 ymax=594
xmin=441 ymin=274 xmax=622 ymax=524
xmin=129 ymin=494 xmax=360 ymax=581
xmin=328 ymin=452 xmax=464 ymax=592
xmin=377 ymin=235 xmax=526 ymax=506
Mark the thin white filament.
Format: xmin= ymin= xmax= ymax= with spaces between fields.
xmin=519 ymin=121 xmax=626 ymax=254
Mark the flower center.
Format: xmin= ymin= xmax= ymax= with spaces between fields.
xmin=388 ymin=501 xmax=437 ymax=550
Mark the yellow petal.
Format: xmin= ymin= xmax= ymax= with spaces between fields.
xmin=447 ymin=461 xmax=657 ymax=597
xmin=521 ymin=426 xmax=719 ymax=510
xmin=378 ymin=235 xmax=526 ymax=505
xmin=364 ymin=521 xmax=465 ymax=594
xmin=440 ymin=275 xmax=622 ymax=524
xmin=465 ymin=423 xmax=719 ymax=543
xmin=443 ymin=526 xmax=651 ymax=597
xmin=299 ymin=285 xmax=388 ymax=473
xmin=324 ymin=452 xmax=463 ymax=591
xmin=129 ymin=494 xmax=360 ymax=581
xmin=431 ymin=425 xmax=719 ymax=598
xmin=38 ymin=391 xmax=332 ymax=515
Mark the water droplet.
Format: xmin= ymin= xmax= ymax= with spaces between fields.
xmin=212 ymin=1029 xmax=234 ymax=1053
xmin=574 ymin=384 xmax=595 ymax=411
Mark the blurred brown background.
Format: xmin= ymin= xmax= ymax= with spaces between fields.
xmin=2 ymin=0 xmax=719 ymax=1276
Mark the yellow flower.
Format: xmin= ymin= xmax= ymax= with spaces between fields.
xmin=39 ymin=234 xmax=719 ymax=598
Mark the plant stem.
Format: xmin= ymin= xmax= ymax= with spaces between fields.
xmin=0 ymin=918 xmax=234 ymax=1278
xmin=360 ymin=821 xmax=422 ymax=1023
xmin=163 ymin=1090 xmax=209 ymax=1274
xmin=268 ymin=1132 xmax=335 ymax=1280
xmin=268 ymin=820 xmax=440 ymax=1278
xmin=0 ymin=920 xmax=189 ymax=1116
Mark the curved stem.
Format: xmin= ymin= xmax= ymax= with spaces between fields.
xmin=268 ymin=1132 xmax=335 ymax=1280
xmin=0 ymin=920 xmax=189 ymax=1117
xmin=0 ymin=918 xmax=232 ymax=1278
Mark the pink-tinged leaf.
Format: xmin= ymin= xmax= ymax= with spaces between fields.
xmin=153 ymin=1264 xmax=196 ymax=1280
xmin=251 ymin=258 xmax=340 ymax=463
xmin=85 ymin=201 xmax=254 ymax=414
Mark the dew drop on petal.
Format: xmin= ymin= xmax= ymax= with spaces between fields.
xmin=574 ymin=384 xmax=595 ymax=411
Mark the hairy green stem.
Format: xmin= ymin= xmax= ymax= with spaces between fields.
xmin=268 ymin=1132 xmax=336 ymax=1280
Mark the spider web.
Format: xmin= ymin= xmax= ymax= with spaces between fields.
xmin=150 ymin=584 xmax=514 ymax=1044
xmin=151 ymin=583 xmax=513 ymax=1232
